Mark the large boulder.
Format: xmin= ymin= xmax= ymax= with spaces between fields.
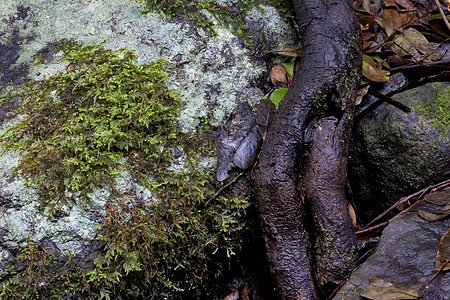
xmin=349 ymin=81 xmax=450 ymax=220
xmin=0 ymin=0 xmax=295 ymax=298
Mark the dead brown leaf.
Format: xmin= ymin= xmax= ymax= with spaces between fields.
xmin=270 ymin=64 xmax=290 ymax=86
xmin=418 ymin=209 xmax=450 ymax=221
xmin=222 ymin=288 xmax=239 ymax=300
xmin=362 ymin=31 xmax=377 ymax=42
xmin=355 ymin=84 xmax=370 ymax=105
xmin=384 ymin=0 xmax=398 ymax=7
xmin=424 ymin=189 xmax=450 ymax=206
xmin=255 ymin=98 xmax=275 ymax=141
xmin=390 ymin=28 xmax=437 ymax=60
xmin=360 ymin=278 xmax=419 ymax=300
xmin=363 ymin=40 xmax=376 ymax=50
xmin=348 ymin=201 xmax=359 ymax=229
xmin=362 ymin=55 xmax=390 ymax=82
xmin=436 ymin=228 xmax=450 ymax=271
xmin=418 ymin=189 xmax=450 ymax=221
xmin=383 ymin=8 xmax=406 ymax=37
xmin=393 ymin=0 xmax=416 ymax=11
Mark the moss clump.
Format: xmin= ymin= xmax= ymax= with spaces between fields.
xmin=0 ymin=239 xmax=89 ymax=300
xmin=0 ymin=40 xmax=252 ymax=299
xmin=2 ymin=39 xmax=180 ymax=212
xmin=416 ymin=82 xmax=450 ymax=139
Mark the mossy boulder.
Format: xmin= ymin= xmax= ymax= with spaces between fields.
xmin=349 ymin=82 xmax=450 ymax=220
xmin=0 ymin=0 xmax=296 ymax=298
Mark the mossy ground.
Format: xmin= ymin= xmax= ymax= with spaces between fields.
xmin=0 ymin=40 xmax=253 ymax=299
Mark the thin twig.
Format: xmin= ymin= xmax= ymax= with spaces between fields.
xmin=205 ymin=172 xmax=244 ymax=206
xmin=390 ymin=59 xmax=450 ymax=74
xmin=327 ymin=277 xmax=349 ymax=300
xmin=431 ymin=179 xmax=450 ymax=192
xmin=393 ymin=40 xmax=421 ymax=65
xmin=427 ymin=257 xmax=450 ymax=285
xmin=355 ymin=194 xmax=423 ymax=234
xmin=357 ymin=178 xmax=450 ymax=234
xmin=434 ymin=0 xmax=450 ymax=32
xmin=369 ymin=90 xmax=413 ymax=113
xmin=361 ymin=186 xmax=430 ymax=230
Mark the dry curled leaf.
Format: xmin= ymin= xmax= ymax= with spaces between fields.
xmin=360 ymin=278 xmax=419 ymax=300
xmin=222 ymin=288 xmax=239 ymax=300
xmin=436 ymin=228 xmax=450 ymax=271
xmin=216 ymin=103 xmax=263 ymax=181
xmin=418 ymin=209 xmax=450 ymax=221
xmin=362 ymin=55 xmax=390 ymax=82
xmin=393 ymin=0 xmax=416 ymax=11
xmin=383 ymin=7 xmax=404 ymax=37
xmin=390 ymin=28 xmax=437 ymax=60
xmin=255 ymin=98 xmax=275 ymax=140
xmin=418 ymin=189 xmax=450 ymax=221
xmin=348 ymin=201 xmax=358 ymax=229
xmin=270 ymin=64 xmax=290 ymax=86
xmin=356 ymin=84 xmax=370 ymax=105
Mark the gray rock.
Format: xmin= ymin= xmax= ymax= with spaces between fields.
xmin=334 ymin=189 xmax=450 ymax=300
xmin=349 ymin=82 xmax=450 ymax=220
xmin=0 ymin=0 xmax=296 ymax=293
xmin=0 ymin=0 xmax=296 ymax=131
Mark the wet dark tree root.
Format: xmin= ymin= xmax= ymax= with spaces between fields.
xmin=254 ymin=0 xmax=362 ymax=298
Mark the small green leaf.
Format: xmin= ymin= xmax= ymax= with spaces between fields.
xmin=281 ymin=56 xmax=296 ymax=76
xmin=269 ymin=88 xmax=289 ymax=109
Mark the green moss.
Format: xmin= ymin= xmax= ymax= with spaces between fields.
xmin=339 ymin=286 xmax=363 ymax=299
xmin=2 ymin=39 xmax=180 ymax=212
xmin=311 ymin=90 xmax=328 ymax=111
xmin=0 ymin=239 xmax=89 ymax=300
xmin=416 ymin=82 xmax=450 ymax=140
xmin=0 ymin=40 xmax=252 ymax=299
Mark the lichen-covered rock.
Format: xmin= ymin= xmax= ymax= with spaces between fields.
xmin=0 ymin=0 xmax=296 ymax=130
xmin=334 ymin=189 xmax=450 ymax=300
xmin=349 ymin=82 xmax=450 ymax=220
xmin=0 ymin=0 xmax=296 ymax=298
xmin=0 ymin=119 xmax=106 ymax=279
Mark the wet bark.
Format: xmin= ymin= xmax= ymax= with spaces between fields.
xmin=254 ymin=0 xmax=362 ymax=298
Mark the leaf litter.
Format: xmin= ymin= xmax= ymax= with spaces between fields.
xmin=436 ymin=228 xmax=450 ymax=271
xmin=360 ymin=278 xmax=419 ymax=300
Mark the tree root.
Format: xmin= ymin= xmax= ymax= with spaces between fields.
xmin=254 ymin=0 xmax=362 ymax=298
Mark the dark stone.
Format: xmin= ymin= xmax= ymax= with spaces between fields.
xmin=349 ymin=82 xmax=450 ymax=221
xmin=0 ymin=6 xmax=35 ymax=87
xmin=334 ymin=189 xmax=450 ymax=300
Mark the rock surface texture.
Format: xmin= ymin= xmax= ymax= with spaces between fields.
xmin=349 ymin=81 xmax=450 ymax=220
xmin=334 ymin=189 xmax=450 ymax=300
